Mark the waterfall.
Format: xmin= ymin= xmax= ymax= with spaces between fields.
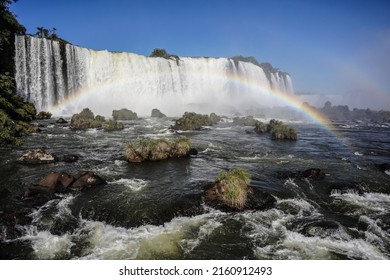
xmin=14 ymin=35 xmax=294 ymax=116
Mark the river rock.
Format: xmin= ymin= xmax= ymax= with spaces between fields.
xmin=71 ymin=171 xmax=107 ymax=189
xmin=17 ymin=149 xmax=58 ymax=164
xmin=56 ymin=117 xmax=68 ymax=124
xmin=62 ymin=154 xmax=79 ymax=163
xmin=203 ymin=183 xmax=276 ymax=212
xmin=36 ymin=111 xmax=52 ymax=119
xmin=376 ymin=162 xmax=390 ymax=174
xmin=36 ymin=171 xmax=75 ymax=192
xmin=276 ymin=168 xmax=325 ymax=180
xmin=112 ymin=108 xmax=138 ymax=120
xmin=151 ymin=108 xmax=167 ymax=118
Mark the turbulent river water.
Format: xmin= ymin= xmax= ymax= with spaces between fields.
xmin=0 ymin=117 xmax=389 ymax=259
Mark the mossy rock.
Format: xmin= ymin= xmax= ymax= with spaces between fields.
xmin=70 ymin=108 xmax=106 ymax=129
xmin=171 ymin=112 xmax=221 ymax=131
xmin=254 ymin=119 xmax=297 ymax=141
xmin=102 ymin=119 xmax=124 ymax=131
xmin=151 ymin=108 xmax=167 ymax=118
xmin=36 ymin=111 xmax=52 ymax=119
xmin=125 ymin=136 xmax=193 ymax=163
xmin=112 ymin=108 xmax=138 ymax=121
xmin=233 ymin=116 xmax=257 ymax=126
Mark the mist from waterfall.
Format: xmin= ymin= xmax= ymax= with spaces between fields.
xmin=14 ymin=35 xmax=294 ymax=117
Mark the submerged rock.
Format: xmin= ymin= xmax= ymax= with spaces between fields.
xmin=17 ymin=149 xmax=58 ymax=164
xmin=375 ymin=162 xmax=390 ymax=174
xmin=62 ymin=154 xmax=79 ymax=163
xmin=276 ymin=168 xmax=326 ymax=180
xmin=151 ymin=108 xmax=167 ymax=118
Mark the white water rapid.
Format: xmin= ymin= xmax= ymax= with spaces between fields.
xmin=14 ymin=35 xmax=294 ymax=117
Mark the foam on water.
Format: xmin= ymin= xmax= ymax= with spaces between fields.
xmin=111 ymin=178 xmax=149 ymax=191
xmin=242 ymin=198 xmax=388 ymax=259
xmin=331 ymin=192 xmax=390 ymax=215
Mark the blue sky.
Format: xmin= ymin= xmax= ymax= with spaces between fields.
xmin=11 ymin=0 xmax=390 ymax=109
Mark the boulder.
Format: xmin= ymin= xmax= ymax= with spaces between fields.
xmin=170 ymin=112 xmax=220 ymax=131
xmin=36 ymin=172 xmax=75 ymax=192
xmin=151 ymin=108 xmax=167 ymax=118
xmin=376 ymin=163 xmax=390 ymax=174
xmin=125 ymin=136 xmax=194 ymax=163
xmin=276 ymin=168 xmax=326 ymax=180
xmin=71 ymin=171 xmax=107 ymax=189
xmin=112 ymin=108 xmax=138 ymax=121
xmin=254 ymin=121 xmax=267 ymax=133
xmin=56 ymin=117 xmax=68 ymax=124
xmin=62 ymin=154 xmax=79 ymax=163
xmin=36 ymin=111 xmax=52 ymax=119
xmin=17 ymin=149 xmax=58 ymax=164
xmin=233 ymin=116 xmax=257 ymax=126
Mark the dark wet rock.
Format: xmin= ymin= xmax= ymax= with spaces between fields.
xmin=245 ymin=188 xmax=277 ymax=211
xmin=375 ymin=163 xmax=390 ymax=173
xmin=276 ymin=168 xmax=325 ymax=180
xmin=62 ymin=154 xmax=79 ymax=163
xmin=151 ymin=108 xmax=167 ymax=118
xmin=159 ymin=194 xmax=203 ymax=223
xmin=36 ymin=111 xmax=52 ymax=119
xmin=112 ymin=108 xmax=138 ymax=120
xmin=0 ymin=207 xmax=34 ymax=241
xmin=17 ymin=149 xmax=58 ymax=164
xmin=36 ymin=171 xmax=75 ymax=192
xmin=170 ymin=112 xmax=221 ymax=131
xmin=56 ymin=117 xmax=68 ymax=124
xmin=23 ymin=171 xmax=106 ymax=199
xmin=298 ymin=219 xmax=340 ymax=238
xmin=0 ymin=239 xmax=34 ymax=259
xmin=71 ymin=171 xmax=107 ymax=189
xmin=102 ymin=119 xmax=124 ymax=131
xmin=327 ymin=182 xmax=365 ymax=196
xmin=233 ymin=115 xmax=257 ymax=126
xmin=188 ymin=148 xmax=198 ymax=156
xmin=203 ymin=168 xmax=275 ymax=212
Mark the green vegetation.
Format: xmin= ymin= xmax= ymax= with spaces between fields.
xmin=70 ymin=108 xmax=124 ymax=131
xmin=254 ymin=119 xmax=297 ymax=141
xmin=215 ymin=168 xmax=251 ymax=209
xmin=112 ymin=108 xmax=138 ymax=121
xmin=233 ymin=115 xmax=257 ymax=126
xmin=149 ymin=48 xmax=180 ymax=65
xmin=124 ymin=136 xmax=192 ymax=162
xmin=36 ymin=111 xmax=52 ymax=119
xmin=0 ymin=2 xmax=40 ymax=146
xmin=171 ymin=112 xmax=221 ymax=131
xmin=0 ymin=73 xmax=37 ymax=146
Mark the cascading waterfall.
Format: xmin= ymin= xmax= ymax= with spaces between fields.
xmin=14 ymin=35 xmax=294 ymax=116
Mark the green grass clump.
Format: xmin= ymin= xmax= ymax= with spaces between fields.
xmin=124 ymin=136 xmax=192 ymax=162
xmin=215 ymin=168 xmax=251 ymax=209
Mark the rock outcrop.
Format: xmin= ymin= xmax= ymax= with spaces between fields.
xmin=125 ymin=136 xmax=196 ymax=163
